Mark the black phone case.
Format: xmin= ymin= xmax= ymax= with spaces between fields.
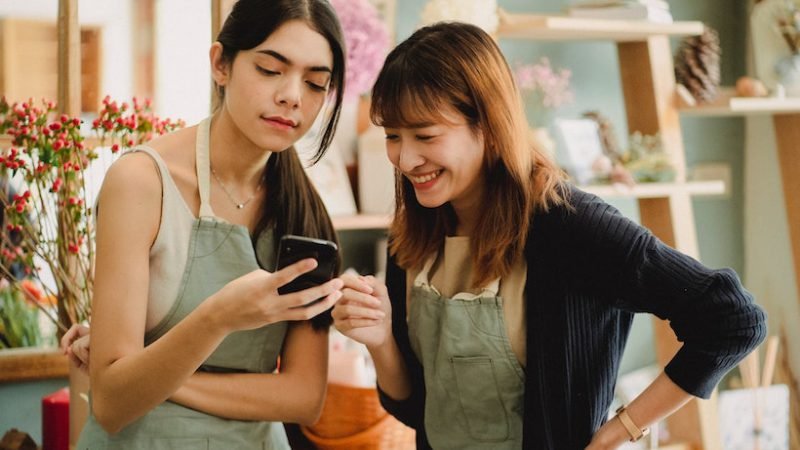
xmin=276 ymin=235 xmax=338 ymax=297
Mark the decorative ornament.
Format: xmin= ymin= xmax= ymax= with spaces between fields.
xmin=675 ymin=27 xmax=722 ymax=103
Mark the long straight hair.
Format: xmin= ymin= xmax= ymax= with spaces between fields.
xmin=215 ymin=0 xmax=346 ymax=329
xmin=371 ymin=22 xmax=567 ymax=287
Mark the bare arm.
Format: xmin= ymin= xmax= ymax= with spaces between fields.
xmin=586 ymin=373 xmax=691 ymax=449
xmin=169 ymin=322 xmax=329 ymax=425
xmin=89 ymin=154 xmax=343 ymax=434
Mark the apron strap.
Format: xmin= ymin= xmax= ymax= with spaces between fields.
xmin=195 ymin=117 xmax=215 ymax=218
xmin=414 ymin=253 xmax=501 ymax=297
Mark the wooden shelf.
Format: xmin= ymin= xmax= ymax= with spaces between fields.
xmin=0 ymin=347 xmax=68 ymax=382
xmin=332 ymin=214 xmax=391 ymax=231
xmin=0 ymin=134 xmax=101 ymax=149
xmin=496 ymin=10 xmax=704 ymax=41
xmin=581 ymin=180 xmax=725 ymax=199
xmin=678 ymin=87 xmax=800 ymax=116
xmin=330 ymin=182 xmax=725 ymax=231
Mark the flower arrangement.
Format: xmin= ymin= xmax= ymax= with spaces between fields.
xmin=777 ymin=0 xmax=800 ymax=54
xmin=420 ymin=0 xmax=499 ymax=34
xmin=330 ymin=0 xmax=390 ymax=101
xmin=514 ymin=58 xmax=575 ymax=127
xmin=0 ymin=95 xmax=183 ymax=340
xmin=0 ymin=279 xmax=55 ymax=348
xmin=619 ymin=132 xmax=675 ymax=183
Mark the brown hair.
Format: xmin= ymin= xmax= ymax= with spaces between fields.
xmin=371 ymin=22 xmax=567 ymax=287
xmin=216 ymin=0 xmax=345 ymax=329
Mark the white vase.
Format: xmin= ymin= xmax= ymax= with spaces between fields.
xmin=775 ymin=54 xmax=800 ymax=97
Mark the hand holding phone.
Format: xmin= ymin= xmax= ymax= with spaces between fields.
xmin=276 ymin=235 xmax=338 ymax=307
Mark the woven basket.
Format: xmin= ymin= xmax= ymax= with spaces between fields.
xmin=301 ymin=383 xmax=416 ymax=450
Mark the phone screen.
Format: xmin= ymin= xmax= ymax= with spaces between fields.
xmin=276 ymin=235 xmax=338 ymax=299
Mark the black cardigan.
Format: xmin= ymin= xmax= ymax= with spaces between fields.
xmin=378 ymin=186 xmax=767 ymax=449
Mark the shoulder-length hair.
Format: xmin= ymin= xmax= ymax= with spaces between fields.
xmin=371 ymin=22 xmax=567 ymax=287
xmin=216 ymin=0 xmax=345 ymax=329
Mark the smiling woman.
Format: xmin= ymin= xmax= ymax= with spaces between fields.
xmin=331 ymin=22 xmax=766 ymax=450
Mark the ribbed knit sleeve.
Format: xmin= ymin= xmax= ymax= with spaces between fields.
xmin=563 ymin=188 xmax=767 ymax=398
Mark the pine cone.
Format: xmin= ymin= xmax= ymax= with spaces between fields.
xmin=675 ymin=27 xmax=721 ymax=103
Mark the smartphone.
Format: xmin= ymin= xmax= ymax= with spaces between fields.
xmin=276 ymin=235 xmax=339 ymax=307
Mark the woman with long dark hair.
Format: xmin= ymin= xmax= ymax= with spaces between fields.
xmin=74 ymin=1 xmax=347 ymax=447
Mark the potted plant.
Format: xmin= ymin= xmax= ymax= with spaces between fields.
xmin=0 ymin=95 xmax=182 ymax=338
xmin=0 ymin=95 xmax=182 ymax=444
xmin=513 ymin=57 xmax=575 ymax=159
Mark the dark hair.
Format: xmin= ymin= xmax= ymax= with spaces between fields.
xmin=371 ymin=22 xmax=566 ymax=287
xmin=217 ymin=0 xmax=346 ymax=329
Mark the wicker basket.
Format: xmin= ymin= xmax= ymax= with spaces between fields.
xmin=301 ymin=383 xmax=416 ymax=450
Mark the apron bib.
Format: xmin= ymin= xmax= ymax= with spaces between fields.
xmin=77 ymin=118 xmax=290 ymax=449
xmin=408 ymin=255 xmax=525 ymax=449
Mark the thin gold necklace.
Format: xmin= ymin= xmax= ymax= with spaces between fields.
xmin=210 ymin=166 xmax=262 ymax=209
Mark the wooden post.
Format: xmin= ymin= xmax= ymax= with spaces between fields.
xmin=770 ymin=114 xmax=800 ymax=450
xmin=211 ymin=0 xmax=236 ymax=39
xmin=57 ymin=0 xmax=80 ymax=116
xmin=772 ymin=114 xmax=800 ymax=310
xmin=210 ymin=0 xmax=236 ymax=112
xmin=133 ymin=0 xmax=156 ymax=101
xmin=618 ymin=36 xmax=721 ymax=450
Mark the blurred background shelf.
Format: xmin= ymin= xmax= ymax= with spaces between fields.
xmin=679 ymin=87 xmax=800 ymax=116
xmin=581 ymin=180 xmax=726 ymax=199
xmin=496 ymin=10 xmax=703 ymax=41
xmin=0 ymin=348 xmax=68 ymax=383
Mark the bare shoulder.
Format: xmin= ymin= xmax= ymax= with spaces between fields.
xmin=140 ymin=125 xmax=198 ymax=195
xmin=144 ymin=125 xmax=197 ymax=169
xmin=97 ymin=151 xmax=163 ymax=245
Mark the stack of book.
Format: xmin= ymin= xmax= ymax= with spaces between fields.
xmin=567 ymin=0 xmax=673 ymax=24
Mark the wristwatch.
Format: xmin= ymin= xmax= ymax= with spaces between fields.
xmin=615 ymin=405 xmax=650 ymax=442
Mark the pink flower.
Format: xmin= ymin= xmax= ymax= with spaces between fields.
xmin=513 ymin=58 xmax=575 ymax=125
xmin=330 ymin=0 xmax=390 ymax=100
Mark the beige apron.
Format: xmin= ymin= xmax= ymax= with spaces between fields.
xmin=77 ymin=119 xmax=290 ymax=449
xmin=408 ymin=255 xmax=525 ymax=449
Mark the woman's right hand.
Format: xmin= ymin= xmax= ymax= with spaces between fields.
xmin=60 ymin=323 xmax=90 ymax=373
xmin=332 ymin=273 xmax=391 ymax=349
xmin=207 ymin=258 xmax=344 ymax=333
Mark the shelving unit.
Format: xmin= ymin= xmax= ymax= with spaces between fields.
xmin=496 ymin=10 xmax=703 ymax=41
xmin=497 ymin=12 xmax=722 ymax=450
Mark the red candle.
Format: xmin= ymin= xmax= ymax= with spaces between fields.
xmin=42 ymin=387 xmax=69 ymax=450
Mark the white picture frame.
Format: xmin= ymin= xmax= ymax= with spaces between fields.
xmin=553 ymin=118 xmax=605 ymax=185
xmin=718 ymin=384 xmax=790 ymax=450
xmin=296 ymin=117 xmax=358 ymax=217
